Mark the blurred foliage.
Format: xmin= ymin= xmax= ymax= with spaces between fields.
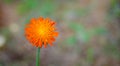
xmin=86 ymin=47 xmax=94 ymax=65
xmin=37 ymin=0 xmax=57 ymax=17
xmin=105 ymin=0 xmax=120 ymax=60
xmin=67 ymin=22 xmax=107 ymax=44
xmin=17 ymin=0 xmax=38 ymax=14
xmin=69 ymin=22 xmax=90 ymax=42
xmin=110 ymin=0 xmax=120 ymax=17
xmin=66 ymin=35 xmax=77 ymax=46
xmin=17 ymin=0 xmax=57 ymax=17
xmin=76 ymin=8 xmax=89 ymax=17
xmin=69 ymin=22 xmax=85 ymax=32
xmin=2 ymin=0 xmax=14 ymax=4
xmin=0 ymin=27 xmax=10 ymax=37
xmin=93 ymin=27 xmax=107 ymax=35
xmin=104 ymin=43 xmax=120 ymax=60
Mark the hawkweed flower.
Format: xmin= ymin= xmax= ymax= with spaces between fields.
xmin=25 ymin=17 xmax=58 ymax=66
xmin=25 ymin=17 xmax=58 ymax=48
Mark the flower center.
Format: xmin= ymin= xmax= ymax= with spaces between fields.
xmin=37 ymin=25 xmax=49 ymax=37
xmin=38 ymin=28 xmax=45 ymax=35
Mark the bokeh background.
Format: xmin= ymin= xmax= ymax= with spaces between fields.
xmin=0 ymin=0 xmax=120 ymax=66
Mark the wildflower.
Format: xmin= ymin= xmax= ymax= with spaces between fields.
xmin=25 ymin=17 xmax=58 ymax=48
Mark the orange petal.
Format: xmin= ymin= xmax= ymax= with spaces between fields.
xmin=51 ymin=22 xmax=55 ymax=26
xmin=53 ymin=32 xmax=58 ymax=37
xmin=35 ymin=42 xmax=39 ymax=47
xmin=51 ymin=38 xmax=55 ymax=41
xmin=44 ymin=42 xmax=47 ymax=48
xmin=39 ymin=41 xmax=42 ymax=48
xmin=45 ymin=18 xmax=50 ymax=22
xmin=30 ymin=18 xmax=36 ymax=23
xmin=38 ymin=17 xmax=43 ymax=21
xmin=48 ymin=41 xmax=53 ymax=46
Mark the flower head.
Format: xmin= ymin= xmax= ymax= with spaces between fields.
xmin=25 ymin=17 xmax=58 ymax=48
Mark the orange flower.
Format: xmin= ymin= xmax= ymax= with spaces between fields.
xmin=25 ymin=17 xmax=58 ymax=48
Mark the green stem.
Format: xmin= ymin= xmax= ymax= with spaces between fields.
xmin=36 ymin=47 xmax=40 ymax=66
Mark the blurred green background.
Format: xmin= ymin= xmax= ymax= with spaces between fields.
xmin=0 ymin=0 xmax=120 ymax=66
